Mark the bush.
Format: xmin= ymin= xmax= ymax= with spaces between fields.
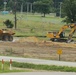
xmin=3 ymin=19 xmax=14 ymax=28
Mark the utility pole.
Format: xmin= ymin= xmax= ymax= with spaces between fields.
xmin=4 ymin=1 xmax=7 ymax=11
xmin=26 ymin=2 xmax=29 ymax=15
xmin=21 ymin=3 xmax=23 ymax=15
xmin=26 ymin=2 xmax=33 ymax=14
xmin=30 ymin=3 xmax=33 ymax=13
xmin=60 ymin=2 xmax=62 ymax=18
xmin=4 ymin=0 xmax=8 ymax=11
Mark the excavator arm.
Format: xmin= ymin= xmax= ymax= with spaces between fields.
xmin=47 ymin=25 xmax=69 ymax=39
xmin=67 ymin=24 xmax=76 ymax=42
xmin=56 ymin=25 xmax=69 ymax=37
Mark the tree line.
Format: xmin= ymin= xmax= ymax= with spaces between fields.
xmin=0 ymin=0 xmax=76 ymax=24
xmin=0 ymin=0 xmax=63 ymax=17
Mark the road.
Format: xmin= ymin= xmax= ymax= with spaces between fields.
xmin=0 ymin=72 xmax=76 ymax=75
xmin=0 ymin=56 xmax=76 ymax=67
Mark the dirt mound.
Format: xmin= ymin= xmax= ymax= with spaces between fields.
xmin=16 ymin=36 xmax=76 ymax=48
xmin=57 ymin=43 xmax=76 ymax=48
xmin=36 ymin=40 xmax=76 ymax=48
xmin=52 ymin=41 xmax=76 ymax=48
xmin=17 ymin=36 xmax=39 ymax=43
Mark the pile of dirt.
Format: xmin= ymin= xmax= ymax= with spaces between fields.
xmin=0 ymin=37 xmax=76 ymax=61
xmin=49 ymin=42 xmax=76 ymax=48
xmin=52 ymin=42 xmax=76 ymax=48
xmin=17 ymin=36 xmax=39 ymax=43
xmin=16 ymin=37 xmax=76 ymax=48
xmin=44 ymin=40 xmax=76 ymax=48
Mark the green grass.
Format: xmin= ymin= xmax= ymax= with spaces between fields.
xmin=12 ymin=62 xmax=76 ymax=72
xmin=15 ymin=13 xmax=64 ymax=38
xmin=0 ymin=13 xmax=76 ymax=40
xmin=0 ymin=61 xmax=31 ymax=73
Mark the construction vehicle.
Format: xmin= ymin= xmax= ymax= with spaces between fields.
xmin=0 ymin=29 xmax=15 ymax=41
xmin=47 ymin=23 xmax=76 ymax=43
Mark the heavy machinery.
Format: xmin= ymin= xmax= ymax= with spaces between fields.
xmin=47 ymin=23 xmax=76 ymax=43
xmin=0 ymin=29 xmax=15 ymax=41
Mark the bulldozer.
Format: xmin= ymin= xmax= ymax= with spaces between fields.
xmin=47 ymin=23 xmax=76 ymax=43
xmin=0 ymin=29 xmax=15 ymax=41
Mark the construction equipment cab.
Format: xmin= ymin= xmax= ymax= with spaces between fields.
xmin=47 ymin=23 xmax=76 ymax=42
xmin=0 ymin=29 xmax=15 ymax=41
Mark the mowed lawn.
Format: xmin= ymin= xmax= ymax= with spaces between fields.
xmin=0 ymin=13 xmax=75 ymax=40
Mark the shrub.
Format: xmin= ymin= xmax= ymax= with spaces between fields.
xmin=3 ymin=19 xmax=14 ymax=28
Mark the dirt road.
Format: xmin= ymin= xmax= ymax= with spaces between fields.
xmin=0 ymin=37 xmax=76 ymax=62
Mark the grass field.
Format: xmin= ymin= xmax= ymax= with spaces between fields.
xmin=1 ymin=61 xmax=76 ymax=72
xmin=0 ymin=61 xmax=31 ymax=73
xmin=0 ymin=13 xmax=76 ymax=72
xmin=0 ymin=13 xmax=76 ymax=73
xmin=0 ymin=13 xmax=76 ymax=40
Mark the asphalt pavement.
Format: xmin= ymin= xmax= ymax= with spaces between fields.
xmin=0 ymin=56 xmax=76 ymax=67
xmin=0 ymin=56 xmax=76 ymax=75
xmin=0 ymin=72 xmax=76 ymax=75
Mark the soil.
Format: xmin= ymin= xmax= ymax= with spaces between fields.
xmin=0 ymin=36 xmax=76 ymax=62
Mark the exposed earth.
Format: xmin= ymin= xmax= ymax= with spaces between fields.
xmin=0 ymin=36 xmax=76 ymax=62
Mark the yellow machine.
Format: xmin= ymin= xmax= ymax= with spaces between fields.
xmin=47 ymin=23 xmax=76 ymax=42
xmin=0 ymin=29 xmax=15 ymax=41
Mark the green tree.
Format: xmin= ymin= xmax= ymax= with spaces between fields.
xmin=7 ymin=0 xmax=14 ymax=11
xmin=0 ymin=0 xmax=4 ymax=10
xmin=33 ymin=0 xmax=53 ymax=17
xmin=62 ymin=0 xmax=76 ymax=23
xmin=26 ymin=0 xmax=39 ymax=3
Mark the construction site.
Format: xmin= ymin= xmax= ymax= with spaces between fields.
xmin=1 ymin=0 xmax=76 ymax=74
xmin=0 ymin=13 xmax=76 ymax=62
xmin=0 ymin=36 xmax=76 ymax=62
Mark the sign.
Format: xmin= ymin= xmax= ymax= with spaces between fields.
xmin=57 ymin=49 xmax=62 ymax=55
xmin=57 ymin=49 xmax=62 ymax=61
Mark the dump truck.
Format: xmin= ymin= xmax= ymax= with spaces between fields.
xmin=47 ymin=23 xmax=76 ymax=43
xmin=0 ymin=29 xmax=15 ymax=41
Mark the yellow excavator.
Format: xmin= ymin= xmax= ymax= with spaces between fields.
xmin=47 ymin=23 xmax=76 ymax=43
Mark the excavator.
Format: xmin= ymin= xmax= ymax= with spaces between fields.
xmin=47 ymin=23 xmax=76 ymax=43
